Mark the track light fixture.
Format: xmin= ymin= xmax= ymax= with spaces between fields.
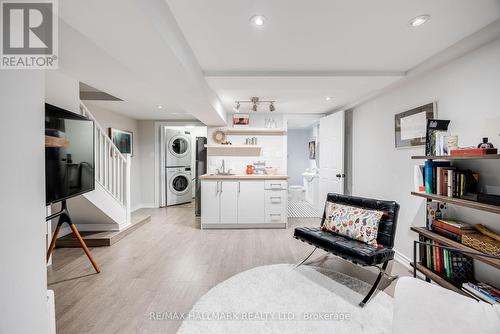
xmin=233 ymin=97 xmax=276 ymax=113
xmin=233 ymin=101 xmax=241 ymax=112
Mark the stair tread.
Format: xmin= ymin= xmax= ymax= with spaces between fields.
xmin=55 ymin=214 xmax=151 ymax=247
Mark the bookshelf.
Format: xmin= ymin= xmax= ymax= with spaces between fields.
xmin=412 ymin=154 xmax=500 ymax=161
xmin=410 ymin=155 xmax=500 ymax=295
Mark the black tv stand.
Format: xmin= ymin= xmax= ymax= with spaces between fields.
xmin=46 ymin=200 xmax=101 ymax=273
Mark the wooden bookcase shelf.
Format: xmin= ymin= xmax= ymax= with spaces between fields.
xmin=411 ymin=154 xmax=500 ymax=160
xmin=205 ymin=144 xmax=262 ymax=156
xmin=410 ymin=153 xmax=500 ymax=296
xmin=411 ymin=192 xmax=500 ymax=214
xmin=225 ymin=128 xmax=287 ymax=136
xmin=411 ymin=227 xmax=500 ymax=269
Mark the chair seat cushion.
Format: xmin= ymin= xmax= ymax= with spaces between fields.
xmin=294 ymin=227 xmax=394 ymax=266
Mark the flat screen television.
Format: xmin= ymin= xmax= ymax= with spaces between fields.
xmin=45 ymin=103 xmax=95 ymax=205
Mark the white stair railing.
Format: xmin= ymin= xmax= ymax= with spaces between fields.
xmin=80 ymin=102 xmax=131 ymax=224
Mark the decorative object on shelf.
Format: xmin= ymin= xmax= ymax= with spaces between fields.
xmin=425 ymin=119 xmax=450 ymax=156
xmin=212 ymin=129 xmax=226 ymax=144
xmin=109 ymin=127 xmax=133 ymax=156
xmin=232 ymin=113 xmax=250 ymax=127
xmin=265 ymin=117 xmax=277 ymax=128
xmin=233 ymin=97 xmax=276 ymax=113
xmin=444 ymin=135 xmax=458 ymax=155
xmin=220 ymin=140 xmax=232 ymax=145
xmin=450 ymin=147 xmax=498 ymax=156
xmin=478 ymin=137 xmax=495 ymax=148
xmin=427 ymin=201 xmax=447 ymax=228
xmin=462 ymin=233 xmax=500 ymax=257
xmin=394 ymin=102 xmax=434 ymax=148
xmin=308 ymin=141 xmax=316 ymax=159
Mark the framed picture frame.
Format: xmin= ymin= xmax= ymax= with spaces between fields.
xmin=308 ymin=141 xmax=316 ymax=160
xmin=232 ymin=114 xmax=250 ymax=127
xmin=109 ymin=128 xmax=133 ymax=156
xmin=394 ymin=102 xmax=435 ymax=149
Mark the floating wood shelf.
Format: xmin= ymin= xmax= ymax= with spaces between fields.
xmin=205 ymin=144 xmax=262 ymax=156
xmin=225 ymin=128 xmax=287 ymax=136
xmin=410 ymin=262 xmax=467 ymax=296
xmin=411 ymin=154 xmax=500 ymax=160
xmin=411 ymin=227 xmax=500 ymax=269
xmin=411 ymin=192 xmax=500 ymax=215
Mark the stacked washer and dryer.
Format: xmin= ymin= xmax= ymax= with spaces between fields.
xmin=165 ymin=129 xmax=192 ymax=206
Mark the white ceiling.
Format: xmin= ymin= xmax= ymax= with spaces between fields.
xmin=167 ymin=0 xmax=500 ymax=114
xmin=54 ymin=1 xmax=500 ymax=123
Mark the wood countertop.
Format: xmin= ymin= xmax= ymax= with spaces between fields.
xmin=199 ymin=174 xmax=288 ymax=180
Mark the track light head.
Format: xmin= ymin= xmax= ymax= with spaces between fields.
xmin=233 ymin=101 xmax=240 ymax=112
xmin=269 ymin=102 xmax=275 ymax=112
xmin=252 ymin=103 xmax=258 ymax=112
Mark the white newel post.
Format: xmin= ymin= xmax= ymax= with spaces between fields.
xmin=126 ymin=154 xmax=132 ymax=225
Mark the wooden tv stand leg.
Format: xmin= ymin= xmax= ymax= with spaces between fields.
xmin=46 ymin=210 xmax=101 ymax=274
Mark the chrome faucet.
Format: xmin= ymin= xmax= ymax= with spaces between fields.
xmin=217 ymin=159 xmax=233 ymax=175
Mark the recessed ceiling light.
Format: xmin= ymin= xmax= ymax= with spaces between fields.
xmin=409 ymin=14 xmax=431 ymax=27
xmin=156 ymin=104 xmax=164 ymax=110
xmin=325 ymin=97 xmax=332 ymax=101
xmin=250 ymin=15 xmax=266 ymax=28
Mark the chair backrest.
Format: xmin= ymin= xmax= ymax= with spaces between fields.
xmin=320 ymin=193 xmax=400 ymax=248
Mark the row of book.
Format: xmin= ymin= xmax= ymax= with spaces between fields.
xmin=419 ymin=235 xmax=474 ymax=282
xmin=422 ymin=161 xmax=479 ymax=197
xmin=462 ymin=282 xmax=500 ymax=304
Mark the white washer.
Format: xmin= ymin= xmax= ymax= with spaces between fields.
xmin=165 ymin=129 xmax=191 ymax=167
xmin=166 ymin=166 xmax=192 ymax=206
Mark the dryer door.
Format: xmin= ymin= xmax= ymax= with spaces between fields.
xmin=169 ymin=172 xmax=191 ymax=195
xmin=168 ymin=135 xmax=190 ymax=158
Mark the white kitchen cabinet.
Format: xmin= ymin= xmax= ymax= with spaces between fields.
xmin=237 ymin=181 xmax=265 ymax=224
xmin=201 ymin=180 xmax=219 ymax=225
xmin=201 ymin=178 xmax=287 ymax=229
xmin=219 ymin=181 xmax=238 ymax=224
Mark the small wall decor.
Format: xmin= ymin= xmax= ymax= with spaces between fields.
xmin=233 ymin=113 xmax=250 ymax=127
xmin=309 ymin=141 xmax=316 ymax=160
xmin=109 ymin=128 xmax=133 ymax=156
xmin=395 ymin=102 xmax=435 ymax=148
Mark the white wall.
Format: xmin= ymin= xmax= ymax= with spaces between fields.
xmin=87 ymin=104 xmax=143 ymax=210
xmin=207 ymin=113 xmax=287 ymax=175
xmin=351 ymin=37 xmax=500 ymax=284
xmin=138 ymin=120 xmax=156 ymax=206
xmin=0 ymin=72 xmax=48 ymax=334
xmin=287 ymin=129 xmax=310 ymax=185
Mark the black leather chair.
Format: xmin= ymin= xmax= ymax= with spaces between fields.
xmin=294 ymin=193 xmax=400 ymax=307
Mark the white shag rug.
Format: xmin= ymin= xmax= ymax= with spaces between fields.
xmin=178 ymin=264 xmax=393 ymax=334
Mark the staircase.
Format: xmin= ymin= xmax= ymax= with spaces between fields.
xmin=62 ymin=102 xmax=132 ymax=232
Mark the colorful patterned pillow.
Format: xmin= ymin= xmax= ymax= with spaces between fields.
xmin=321 ymin=202 xmax=384 ymax=246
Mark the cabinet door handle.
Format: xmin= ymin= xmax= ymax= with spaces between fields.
xmin=220 ymin=181 xmax=223 ymax=194
xmin=270 ymin=196 xmax=281 ymax=203
xmin=238 ymin=181 xmax=240 ymax=193
xmin=269 ymin=213 xmax=281 ymax=221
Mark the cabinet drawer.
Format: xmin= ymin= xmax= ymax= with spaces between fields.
xmin=265 ymin=211 xmax=286 ymax=224
xmin=265 ymin=190 xmax=286 ymax=206
xmin=264 ymin=180 xmax=287 ymax=190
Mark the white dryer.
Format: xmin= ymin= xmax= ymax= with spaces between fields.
xmin=166 ymin=166 xmax=192 ymax=206
xmin=165 ymin=129 xmax=191 ymax=167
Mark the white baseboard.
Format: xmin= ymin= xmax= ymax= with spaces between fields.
xmin=394 ymin=249 xmax=425 ymax=279
xmin=131 ymin=203 xmax=157 ymax=212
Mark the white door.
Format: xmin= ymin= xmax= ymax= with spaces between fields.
xmin=219 ymin=181 xmax=239 ymax=224
xmin=237 ymin=181 xmax=265 ymax=224
xmin=201 ymin=181 xmax=219 ymax=224
xmin=319 ymin=111 xmax=345 ymax=207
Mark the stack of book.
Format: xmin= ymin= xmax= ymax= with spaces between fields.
xmin=419 ymin=235 xmax=474 ymax=283
xmin=462 ymin=282 xmax=500 ymax=304
xmin=422 ymin=160 xmax=479 ymax=198
xmin=431 ymin=218 xmax=475 ymax=242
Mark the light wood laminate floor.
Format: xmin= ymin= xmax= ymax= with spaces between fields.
xmin=47 ymin=202 xmax=410 ymax=334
